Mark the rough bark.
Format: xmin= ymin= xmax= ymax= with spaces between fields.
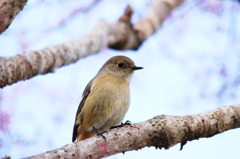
xmin=0 ymin=0 xmax=27 ymax=34
xmin=25 ymin=104 xmax=240 ymax=159
xmin=0 ymin=0 xmax=185 ymax=88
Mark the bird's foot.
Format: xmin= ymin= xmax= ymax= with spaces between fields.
xmin=123 ymin=120 xmax=132 ymax=126
xmin=96 ymin=131 xmax=107 ymax=140
xmin=93 ymin=127 xmax=107 ymax=140
xmin=110 ymin=120 xmax=132 ymax=129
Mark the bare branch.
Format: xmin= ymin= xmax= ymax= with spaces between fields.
xmin=0 ymin=0 xmax=185 ymax=88
xmin=0 ymin=0 xmax=27 ymax=34
xmin=134 ymin=0 xmax=184 ymax=40
xmin=25 ymin=105 xmax=240 ymax=159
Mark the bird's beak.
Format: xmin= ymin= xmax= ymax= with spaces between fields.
xmin=131 ymin=66 xmax=143 ymax=70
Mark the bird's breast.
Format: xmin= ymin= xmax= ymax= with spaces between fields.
xmin=91 ymin=74 xmax=130 ymax=108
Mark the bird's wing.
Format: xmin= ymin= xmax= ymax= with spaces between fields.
xmin=72 ymin=79 xmax=94 ymax=142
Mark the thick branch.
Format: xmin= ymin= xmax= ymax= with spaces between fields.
xmin=25 ymin=104 xmax=240 ymax=159
xmin=134 ymin=0 xmax=184 ymax=40
xmin=0 ymin=0 xmax=27 ymax=34
xmin=0 ymin=0 xmax=185 ymax=88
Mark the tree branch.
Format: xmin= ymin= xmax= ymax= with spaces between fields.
xmin=25 ymin=104 xmax=240 ymax=159
xmin=0 ymin=0 xmax=27 ymax=34
xmin=0 ymin=0 xmax=185 ymax=88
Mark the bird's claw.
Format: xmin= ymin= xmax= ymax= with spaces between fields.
xmin=96 ymin=131 xmax=107 ymax=140
xmin=110 ymin=120 xmax=132 ymax=129
xmin=123 ymin=120 xmax=131 ymax=126
xmin=93 ymin=127 xmax=107 ymax=140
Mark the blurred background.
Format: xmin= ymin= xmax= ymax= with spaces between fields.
xmin=0 ymin=0 xmax=240 ymax=158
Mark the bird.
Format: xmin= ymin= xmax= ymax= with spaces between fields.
xmin=72 ymin=55 xmax=143 ymax=142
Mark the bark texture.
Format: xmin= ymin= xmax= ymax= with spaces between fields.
xmin=0 ymin=0 xmax=185 ymax=88
xmin=0 ymin=0 xmax=27 ymax=34
xmin=25 ymin=105 xmax=240 ymax=159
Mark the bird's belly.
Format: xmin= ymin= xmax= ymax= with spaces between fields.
xmin=98 ymin=102 xmax=129 ymax=132
xmin=93 ymin=87 xmax=130 ymax=132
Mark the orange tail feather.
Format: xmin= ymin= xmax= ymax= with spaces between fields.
xmin=77 ymin=131 xmax=95 ymax=141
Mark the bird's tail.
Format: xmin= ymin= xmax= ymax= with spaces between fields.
xmin=77 ymin=130 xmax=95 ymax=141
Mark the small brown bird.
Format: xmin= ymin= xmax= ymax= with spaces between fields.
xmin=72 ymin=56 xmax=143 ymax=142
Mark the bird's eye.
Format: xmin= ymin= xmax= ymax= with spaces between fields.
xmin=117 ymin=62 xmax=124 ymax=68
